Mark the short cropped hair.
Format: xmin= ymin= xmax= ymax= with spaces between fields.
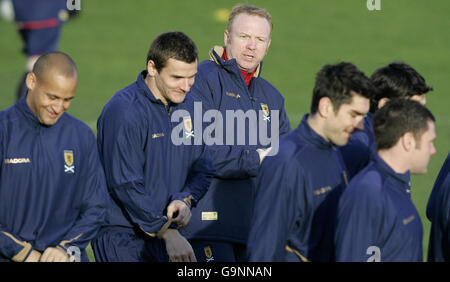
xmin=310 ymin=62 xmax=376 ymax=114
xmin=227 ymin=4 xmax=273 ymax=35
xmin=373 ymin=98 xmax=435 ymax=150
xmin=369 ymin=62 xmax=433 ymax=112
xmin=33 ymin=51 xmax=78 ymax=82
xmin=146 ymin=31 xmax=198 ymax=72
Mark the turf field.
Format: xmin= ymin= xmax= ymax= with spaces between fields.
xmin=0 ymin=0 xmax=449 ymax=261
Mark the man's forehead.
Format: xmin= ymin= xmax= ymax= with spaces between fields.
xmin=163 ymin=58 xmax=197 ymax=73
xmin=343 ymin=92 xmax=370 ymax=111
xmin=230 ymin=13 xmax=271 ymax=34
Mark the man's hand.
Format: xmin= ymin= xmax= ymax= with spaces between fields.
xmin=257 ymin=147 xmax=272 ymax=164
xmin=24 ymin=250 xmax=42 ymax=262
xmin=167 ymin=200 xmax=191 ymax=229
xmin=161 ymin=229 xmax=196 ymax=262
xmin=39 ymin=247 xmax=68 ymax=262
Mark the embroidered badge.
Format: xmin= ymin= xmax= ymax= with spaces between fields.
xmin=260 ymin=103 xmax=270 ymax=121
xmin=64 ymin=150 xmax=75 ymax=173
xmin=183 ymin=116 xmax=194 ymax=138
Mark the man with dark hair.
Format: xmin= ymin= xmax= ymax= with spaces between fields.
xmin=182 ymin=3 xmax=291 ymax=262
xmin=426 ymin=152 xmax=450 ymax=262
xmin=335 ymin=99 xmax=436 ymax=262
xmin=340 ymin=62 xmax=433 ymax=179
xmin=247 ymin=62 xmax=375 ymax=262
xmin=0 ymin=51 xmax=107 ymax=262
xmin=91 ymin=31 xmax=215 ymax=262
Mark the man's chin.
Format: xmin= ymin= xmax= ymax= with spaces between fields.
xmin=169 ymin=94 xmax=187 ymax=104
xmin=40 ymin=116 xmax=60 ymax=126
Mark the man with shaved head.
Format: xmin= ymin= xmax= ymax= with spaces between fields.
xmin=0 ymin=51 xmax=107 ymax=262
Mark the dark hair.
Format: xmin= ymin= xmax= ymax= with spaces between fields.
xmin=373 ymin=98 xmax=435 ymax=150
xmin=310 ymin=62 xmax=376 ymax=114
xmin=33 ymin=51 xmax=78 ymax=82
xmin=369 ymin=62 xmax=433 ymax=112
xmin=146 ymin=31 xmax=198 ymax=72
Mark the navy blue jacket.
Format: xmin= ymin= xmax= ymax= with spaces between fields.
xmin=335 ymin=154 xmax=422 ymax=262
xmin=247 ymin=115 xmax=348 ymax=261
xmin=0 ymin=96 xmax=107 ymax=262
xmin=426 ymin=152 xmax=450 ymax=262
xmin=182 ymin=47 xmax=291 ymax=244
xmin=339 ymin=112 xmax=375 ymax=179
xmin=97 ymin=71 xmax=215 ymax=236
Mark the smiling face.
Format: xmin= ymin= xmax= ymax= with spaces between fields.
xmin=26 ymin=70 xmax=77 ymax=126
xmin=147 ymin=58 xmax=198 ymax=105
xmin=224 ymin=13 xmax=271 ymax=73
xmin=324 ymin=93 xmax=370 ymax=146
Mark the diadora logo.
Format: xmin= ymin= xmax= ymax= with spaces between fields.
xmin=313 ymin=186 xmax=332 ymax=196
xmin=4 ymin=158 xmax=31 ymax=164
xmin=64 ymin=150 xmax=75 ymax=173
xmin=403 ymin=215 xmax=415 ymax=225
xmin=225 ymin=91 xmax=240 ymax=99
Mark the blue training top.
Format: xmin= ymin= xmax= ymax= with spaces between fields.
xmin=335 ymin=153 xmax=422 ymax=262
xmin=0 ymin=96 xmax=108 ymax=262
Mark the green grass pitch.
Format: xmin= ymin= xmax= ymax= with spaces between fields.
xmin=0 ymin=0 xmax=448 ymax=261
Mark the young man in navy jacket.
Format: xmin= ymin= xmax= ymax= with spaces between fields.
xmin=340 ymin=62 xmax=433 ymax=179
xmin=426 ymin=152 xmax=450 ymax=261
xmin=335 ymin=99 xmax=436 ymax=262
xmin=182 ymin=4 xmax=291 ymax=262
xmin=247 ymin=62 xmax=375 ymax=261
xmin=0 ymin=52 xmax=107 ymax=262
xmin=91 ymin=32 xmax=215 ymax=262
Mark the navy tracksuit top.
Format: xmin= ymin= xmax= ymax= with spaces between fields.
xmin=247 ymin=115 xmax=348 ymax=261
xmin=97 ymin=71 xmax=215 ymax=236
xmin=182 ymin=47 xmax=291 ymax=244
xmin=0 ymin=96 xmax=107 ymax=261
xmin=426 ymin=152 xmax=450 ymax=262
xmin=335 ymin=154 xmax=423 ymax=262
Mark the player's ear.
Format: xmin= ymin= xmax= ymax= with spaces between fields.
xmin=25 ymin=72 xmax=37 ymax=91
xmin=224 ymin=29 xmax=230 ymax=46
xmin=318 ymin=97 xmax=333 ymax=118
xmin=147 ymin=60 xmax=157 ymax=77
xmin=401 ymin=132 xmax=415 ymax=152
xmin=378 ymin=97 xmax=389 ymax=110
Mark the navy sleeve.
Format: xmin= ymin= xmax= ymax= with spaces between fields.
xmin=247 ymin=155 xmax=301 ymax=261
xmin=0 ymin=130 xmax=33 ymax=262
xmin=427 ymin=152 xmax=450 ymax=262
xmin=169 ymin=146 xmax=216 ymax=208
xmin=189 ymin=74 xmax=266 ymax=179
xmin=57 ymin=130 xmax=108 ymax=252
xmin=335 ymin=175 xmax=384 ymax=262
xmin=0 ymin=226 xmax=33 ymax=262
xmin=274 ymin=92 xmax=291 ymax=138
xmin=97 ymin=101 xmax=169 ymax=236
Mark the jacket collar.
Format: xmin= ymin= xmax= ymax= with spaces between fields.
xmin=373 ymin=153 xmax=411 ymax=195
xmin=209 ymin=46 xmax=262 ymax=78
xmin=295 ymin=114 xmax=335 ymax=150
xmin=136 ymin=70 xmax=161 ymax=104
xmin=136 ymin=70 xmax=189 ymax=109
xmin=16 ymin=93 xmax=51 ymax=128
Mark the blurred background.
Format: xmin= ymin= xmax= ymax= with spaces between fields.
xmin=0 ymin=0 xmax=449 ymax=261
